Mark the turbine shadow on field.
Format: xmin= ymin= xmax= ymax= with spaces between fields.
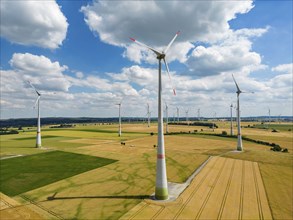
xmin=47 ymin=192 xmax=149 ymax=201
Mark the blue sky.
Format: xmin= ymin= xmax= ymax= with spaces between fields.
xmin=1 ymin=0 xmax=292 ymax=119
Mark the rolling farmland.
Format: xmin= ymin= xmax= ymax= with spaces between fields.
xmin=0 ymin=121 xmax=292 ymax=219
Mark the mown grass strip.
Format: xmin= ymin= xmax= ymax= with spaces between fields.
xmin=13 ymin=135 xmax=61 ymax=140
xmin=76 ymin=129 xmax=149 ymax=135
xmin=0 ymin=151 xmax=117 ymax=196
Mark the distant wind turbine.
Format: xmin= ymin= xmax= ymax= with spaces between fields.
xmin=130 ymin=31 xmax=179 ymax=200
xmin=116 ymin=101 xmax=122 ymax=137
xmin=28 ymin=81 xmax=42 ymax=148
xmin=230 ymin=104 xmax=234 ymax=136
xmin=176 ymin=107 xmax=180 ymax=123
xmin=147 ymin=103 xmax=151 ymax=127
xmin=185 ymin=109 xmax=189 ymax=124
xmin=232 ymin=74 xmax=253 ymax=151
xmin=268 ymin=108 xmax=271 ymax=129
xmin=165 ymin=103 xmax=169 ymax=133
xmin=212 ymin=112 xmax=216 ymax=132
xmin=197 ymin=108 xmax=201 ymax=121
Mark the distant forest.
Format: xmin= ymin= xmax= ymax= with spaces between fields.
xmin=0 ymin=116 xmax=292 ymax=128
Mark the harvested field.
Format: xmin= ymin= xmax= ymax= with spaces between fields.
xmin=0 ymin=193 xmax=47 ymax=219
xmin=0 ymin=122 xmax=292 ymax=219
xmin=121 ymin=157 xmax=272 ymax=220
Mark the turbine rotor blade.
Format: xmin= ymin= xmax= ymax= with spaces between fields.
xmin=163 ymin=58 xmax=176 ymax=95
xmin=34 ymin=96 xmax=40 ymax=108
xmin=27 ymin=81 xmax=41 ymax=96
xmin=232 ymin=74 xmax=241 ymax=93
xmin=163 ymin=31 xmax=180 ymax=54
xmin=129 ymin=37 xmax=162 ymax=56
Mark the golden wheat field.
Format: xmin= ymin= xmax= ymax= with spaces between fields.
xmin=0 ymin=121 xmax=292 ymax=220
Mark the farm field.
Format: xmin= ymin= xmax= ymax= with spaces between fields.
xmin=0 ymin=121 xmax=292 ymax=219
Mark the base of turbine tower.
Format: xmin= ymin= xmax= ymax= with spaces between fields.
xmin=237 ymin=135 xmax=243 ymax=151
xmin=36 ymin=144 xmax=42 ymax=148
xmin=155 ymin=187 xmax=169 ymax=200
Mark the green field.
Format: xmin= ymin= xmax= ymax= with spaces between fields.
xmin=0 ymin=121 xmax=292 ymax=219
xmin=0 ymin=151 xmax=117 ymax=196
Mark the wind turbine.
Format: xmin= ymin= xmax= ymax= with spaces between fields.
xmin=28 ymin=81 xmax=42 ymax=148
xmin=116 ymin=101 xmax=122 ymax=137
xmin=147 ymin=103 xmax=151 ymax=127
xmin=197 ymin=108 xmax=201 ymax=121
xmin=230 ymin=104 xmax=234 ymax=136
xmin=268 ymin=108 xmax=271 ymax=129
xmin=176 ymin=107 xmax=180 ymax=123
xmin=165 ymin=103 xmax=169 ymax=133
xmin=130 ymin=31 xmax=179 ymax=200
xmin=212 ymin=112 xmax=216 ymax=132
xmin=232 ymin=74 xmax=248 ymax=151
xmin=185 ymin=109 xmax=189 ymax=125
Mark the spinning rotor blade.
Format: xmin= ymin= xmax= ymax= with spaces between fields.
xmin=33 ymin=96 xmax=40 ymax=108
xmin=163 ymin=58 xmax=176 ymax=96
xmin=164 ymin=31 xmax=180 ymax=54
xmin=27 ymin=81 xmax=41 ymax=96
xmin=129 ymin=37 xmax=162 ymax=56
xmin=232 ymin=74 xmax=241 ymax=93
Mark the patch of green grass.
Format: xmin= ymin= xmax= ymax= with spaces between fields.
xmin=76 ymin=129 xmax=148 ymax=135
xmin=253 ymin=123 xmax=293 ymax=131
xmin=0 ymin=151 xmax=118 ymax=196
xmin=13 ymin=135 xmax=61 ymax=140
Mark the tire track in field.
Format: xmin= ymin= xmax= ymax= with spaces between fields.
xmin=238 ymin=160 xmax=245 ymax=220
xmin=128 ymin=203 xmax=149 ymax=220
xmin=217 ymin=160 xmax=236 ymax=220
xmin=151 ymin=206 xmax=165 ymax=220
xmin=194 ymin=158 xmax=227 ymax=220
xmin=20 ymin=195 xmax=64 ymax=219
xmin=1 ymin=198 xmax=14 ymax=209
xmin=173 ymin=157 xmax=220 ymax=220
xmin=252 ymin=162 xmax=264 ymax=220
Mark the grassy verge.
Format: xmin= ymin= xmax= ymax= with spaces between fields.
xmin=0 ymin=151 xmax=117 ymax=196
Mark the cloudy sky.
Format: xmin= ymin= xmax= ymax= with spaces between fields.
xmin=1 ymin=0 xmax=292 ymax=119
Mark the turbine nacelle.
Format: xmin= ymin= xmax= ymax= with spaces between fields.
xmin=130 ymin=31 xmax=180 ymax=96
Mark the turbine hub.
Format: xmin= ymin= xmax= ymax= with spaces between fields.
xmin=157 ymin=53 xmax=165 ymax=60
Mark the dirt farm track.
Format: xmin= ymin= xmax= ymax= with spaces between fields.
xmin=121 ymin=157 xmax=272 ymax=220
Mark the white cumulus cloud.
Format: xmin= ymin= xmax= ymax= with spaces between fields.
xmin=0 ymin=0 xmax=68 ymax=49
xmin=186 ymin=28 xmax=268 ymax=77
xmin=6 ymin=53 xmax=71 ymax=92
xmin=81 ymin=1 xmax=254 ymax=63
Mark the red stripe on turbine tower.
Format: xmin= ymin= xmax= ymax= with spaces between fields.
xmin=157 ymin=154 xmax=165 ymax=159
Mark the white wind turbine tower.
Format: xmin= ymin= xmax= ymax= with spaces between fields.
xmin=197 ymin=108 xmax=201 ymax=121
xmin=185 ymin=109 xmax=189 ymax=124
xmin=28 ymin=81 xmax=42 ymax=148
xmin=116 ymin=101 xmax=122 ymax=137
xmin=165 ymin=103 xmax=169 ymax=133
xmin=176 ymin=107 xmax=180 ymax=123
xmin=232 ymin=74 xmax=253 ymax=151
xmin=230 ymin=104 xmax=234 ymax=136
xmin=130 ymin=31 xmax=179 ymax=200
xmin=212 ymin=112 xmax=216 ymax=132
xmin=147 ymin=103 xmax=151 ymax=127
xmin=268 ymin=108 xmax=271 ymax=129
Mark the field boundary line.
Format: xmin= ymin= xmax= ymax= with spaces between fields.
xmin=238 ymin=160 xmax=245 ymax=220
xmin=173 ymin=157 xmax=219 ymax=219
xmin=20 ymin=195 xmax=64 ymax=219
xmin=151 ymin=205 xmax=165 ymax=220
xmin=257 ymin=163 xmax=274 ymax=219
xmin=217 ymin=160 xmax=236 ymax=219
xmin=0 ymin=198 xmax=14 ymax=210
xmin=194 ymin=158 xmax=227 ymax=220
xmin=252 ymin=162 xmax=264 ymax=220
xmin=128 ymin=203 xmax=149 ymax=220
